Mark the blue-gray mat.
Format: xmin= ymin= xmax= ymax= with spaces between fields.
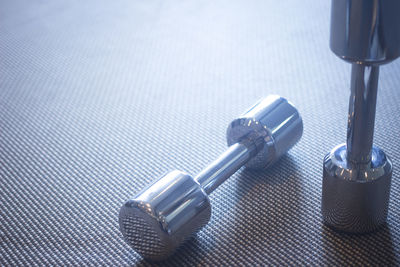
xmin=1 ymin=0 xmax=399 ymax=265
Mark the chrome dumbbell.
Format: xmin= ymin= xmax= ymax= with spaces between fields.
xmin=119 ymin=95 xmax=303 ymax=260
xmin=322 ymin=0 xmax=400 ymax=233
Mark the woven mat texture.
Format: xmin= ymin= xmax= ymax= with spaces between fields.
xmin=1 ymin=0 xmax=400 ymax=265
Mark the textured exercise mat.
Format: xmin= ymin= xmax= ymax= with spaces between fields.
xmin=1 ymin=0 xmax=399 ymax=265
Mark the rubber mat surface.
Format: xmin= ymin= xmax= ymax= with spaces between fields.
xmin=1 ymin=0 xmax=400 ymax=265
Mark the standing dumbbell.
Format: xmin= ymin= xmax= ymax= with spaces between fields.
xmin=119 ymin=95 xmax=303 ymax=260
xmin=322 ymin=0 xmax=400 ymax=233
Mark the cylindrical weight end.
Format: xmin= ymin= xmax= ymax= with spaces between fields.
xmin=119 ymin=171 xmax=211 ymax=261
xmin=322 ymin=144 xmax=392 ymax=233
xmin=330 ymin=0 xmax=400 ymax=65
xmin=227 ymin=95 xmax=303 ymax=169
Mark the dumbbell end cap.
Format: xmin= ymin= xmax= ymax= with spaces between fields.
xmin=119 ymin=171 xmax=211 ymax=261
xmin=119 ymin=200 xmax=173 ymax=261
xmin=227 ymin=95 xmax=303 ymax=169
xmin=321 ymin=144 xmax=392 ymax=233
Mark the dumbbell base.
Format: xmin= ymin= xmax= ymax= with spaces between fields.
xmin=321 ymin=144 xmax=392 ymax=233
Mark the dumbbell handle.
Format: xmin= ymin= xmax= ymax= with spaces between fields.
xmin=195 ymin=138 xmax=261 ymax=194
xmin=346 ymin=64 xmax=379 ymax=164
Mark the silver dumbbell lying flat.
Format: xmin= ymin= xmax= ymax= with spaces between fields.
xmin=119 ymin=95 xmax=303 ymax=260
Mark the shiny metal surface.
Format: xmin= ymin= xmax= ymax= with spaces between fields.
xmin=119 ymin=95 xmax=303 ymax=260
xmin=194 ymin=142 xmax=254 ymax=195
xmin=119 ymin=171 xmax=211 ymax=261
xmin=227 ymin=95 xmax=303 ymax=169
xmin=322 ymin=144 xmax=392 ymax=232
xmin=330 ymin=0 xmax=400 ymax=64
xmin=322 ymin=0 xmax=398 ymax=233
xmin=346 ymin=64 xmax=379 ymax=164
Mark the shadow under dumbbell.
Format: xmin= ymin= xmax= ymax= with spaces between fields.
xmin=243 ymin=154 xmax=301 ymax=185
xmin=133 ymin=237 xmax=209 ymax=266
xmin=191 ymin=154 xmax=302 ymax=264
xmin=224 ymin=154 xmax=304 ymax=258
xmin=131 ymin=154 xmax=303 ymax=266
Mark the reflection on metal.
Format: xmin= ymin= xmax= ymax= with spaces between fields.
xmin=119 ymin=95 xmax=303 ymax=260
xmin=322 ymin=0 xmax=399 ymax=233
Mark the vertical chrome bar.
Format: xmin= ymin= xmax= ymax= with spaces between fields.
xmin=346 ymin=64 xmax=379 ymax=164
xmin=194 ymin=142 xmax=256 ymax=195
